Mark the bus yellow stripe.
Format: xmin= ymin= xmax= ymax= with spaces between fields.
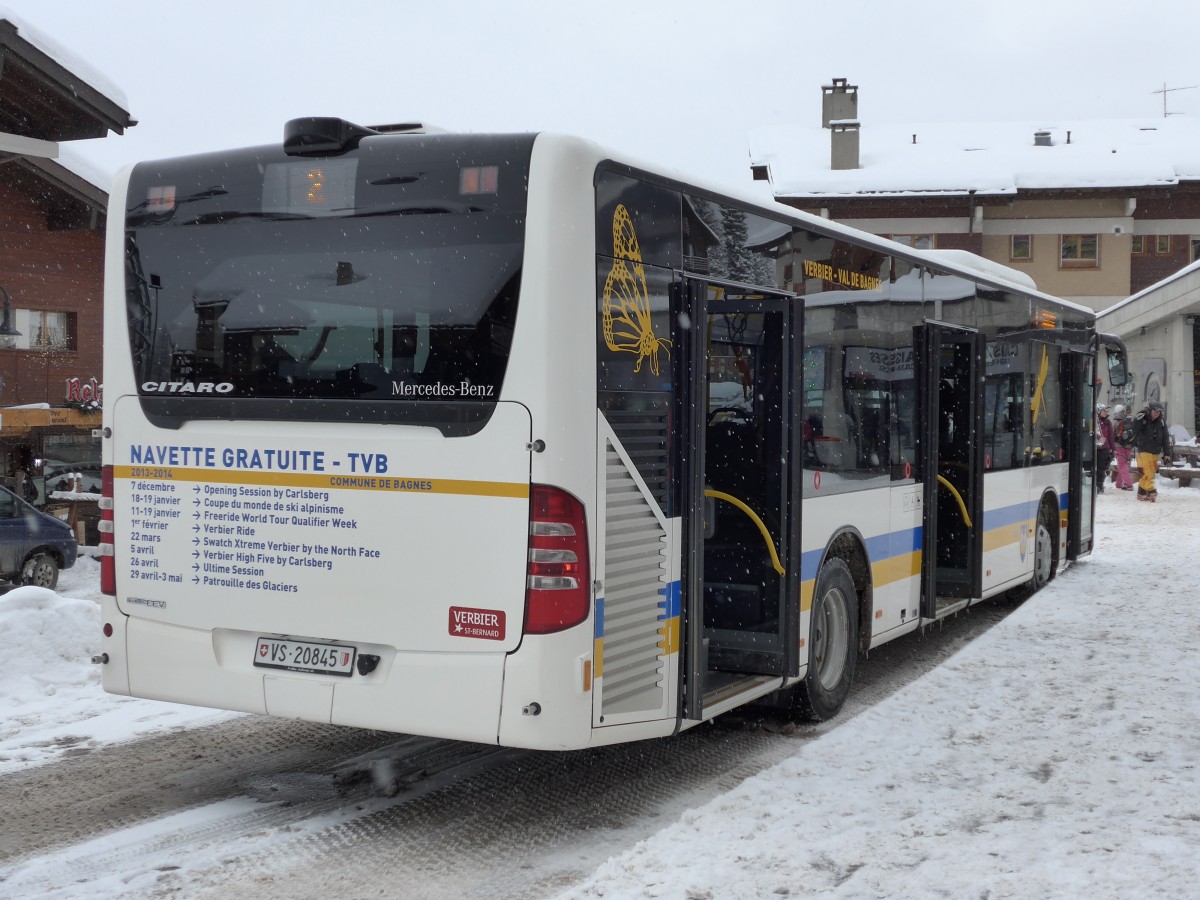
xmin=872 ymin=552 xmax=921 ymax=588
xmin=982 ymin=520 xmax=1036 ymax=552
xmin=659 ymin=616 xmax=680 ymax=655
xmin=113 ymin=466 xmax=529 ymax=498
xmin=800 ymin=520 xmax=1041 ymax=615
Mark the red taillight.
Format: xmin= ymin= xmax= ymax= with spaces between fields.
xmin=524 ymin=485 xmax=590 ymax=635
xmin=100 ymin=465 xmax=115 ymax=595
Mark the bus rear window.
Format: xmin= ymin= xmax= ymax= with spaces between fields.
xmin=124 ymin=135 xmax=533 ymax=430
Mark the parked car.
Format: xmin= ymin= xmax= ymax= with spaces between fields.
xmin=0 ymin=485 xmax=78 ymax=589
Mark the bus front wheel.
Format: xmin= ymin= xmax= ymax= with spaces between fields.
xmin=1011 ymin=502 xmax=1056 ymax=601
xmin=793 ymin=558 xmax=858 ymax=721
xmin=1028 ymin=503 xmax=1056 ymax=592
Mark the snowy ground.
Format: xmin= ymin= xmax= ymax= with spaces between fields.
xmin=0 ymin=554 xmax=230 ymax=776
xmin=563 ymin=478 xmax=1200 ymax=899
xmin=2 ymin=477 xmax=1198 ymax=898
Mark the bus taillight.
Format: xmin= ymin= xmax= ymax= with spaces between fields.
xmin=99 ymin=465 xmax=115 ymax=596
xmin=524 ymin=485 xmax=590 ymax=635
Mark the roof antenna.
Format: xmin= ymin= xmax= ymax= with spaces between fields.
xmin=1152 ymin=82 xmax=1197 ymax=118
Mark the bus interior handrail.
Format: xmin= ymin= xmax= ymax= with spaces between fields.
xmin=703 ymin=489 xmax=786 ymax=575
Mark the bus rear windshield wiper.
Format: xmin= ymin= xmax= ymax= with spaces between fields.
xmin=340 ymin=202 xmax=486 ymax=217
xmin=173 ymin=211 xmax=317 ymax=225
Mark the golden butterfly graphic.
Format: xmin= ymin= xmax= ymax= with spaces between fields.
xmin=602 ymin=204 xmax=671 ymax=374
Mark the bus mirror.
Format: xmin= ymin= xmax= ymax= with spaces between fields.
xmin=1106 ymin=349 xmax=1128 ymax=387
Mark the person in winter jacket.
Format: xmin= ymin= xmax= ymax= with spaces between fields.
xmin=1095 ymin=403 xmax=1115 ymax=493
xmin=1131 ymin=400 xmax=1172 ymax=502
xmin=1111 ymin=404 xmax=1135 ymax=490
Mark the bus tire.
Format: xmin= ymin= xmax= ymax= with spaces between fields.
xmin=1032 ymin=503 xmax=1056 ymax=590
xmin=793 ymin=558 xmax=858 ymax=721
xmin=1012 ymin=502 xmax=1055 ymax=601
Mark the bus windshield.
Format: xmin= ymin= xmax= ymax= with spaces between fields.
xmin=123 ymin=135 xmax=534 ymax=428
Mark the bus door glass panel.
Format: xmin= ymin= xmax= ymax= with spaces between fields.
xmin=982 ymin=340 xmax=1027 ymax=472
xmin=1063 ymin=351 xmax=1095 ymax=558
xmin=1029 ymin=342 xmax=1063 ymax=466
xmin=888 ymin=352 xmax=918 ymax=481
xmin=918 ymin=324 xmax=985 ymax=612
xmin=699 ymin=291 xmax=791 ymax=677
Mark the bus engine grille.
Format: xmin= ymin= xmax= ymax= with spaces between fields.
xmin=600 ymin=440 xmax=670 ymax=719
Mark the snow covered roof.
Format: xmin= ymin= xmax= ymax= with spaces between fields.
xmin=750 ymin=117 xmax=1200 ymax=199
xmin=13 ymin=145 xmax=110 ymax=205
xmin=0 ymin=7 xmax=134 ymax=142
xmin=1097 ymin=256 xmax=1200 ymax=336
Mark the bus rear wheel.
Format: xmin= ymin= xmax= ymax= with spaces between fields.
xmin=793 ymin=558 xmax=858 ymax=721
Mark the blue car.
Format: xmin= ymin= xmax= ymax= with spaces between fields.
xmin=0 ymin=485 xmax=78 ymax=589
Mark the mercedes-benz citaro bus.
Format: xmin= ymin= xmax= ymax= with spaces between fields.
xmin=98 ymin=118 xmax=1127 ymax=750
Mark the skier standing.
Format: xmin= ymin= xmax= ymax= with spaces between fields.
xmin=1131 ymin=401 xmax=1171 ymax=502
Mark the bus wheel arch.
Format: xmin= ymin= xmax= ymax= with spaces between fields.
xmin=826 ymin=530 xmax=872 ymax=653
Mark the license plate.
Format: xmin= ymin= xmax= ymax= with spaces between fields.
xmin=253 ymin=637 xmax=356 ymax=677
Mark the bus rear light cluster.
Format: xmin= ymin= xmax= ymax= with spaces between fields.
xmin=524 ymin=485 xmax=590 ymax=635
xmin=100 ymin=465 xmax=115 ymax=596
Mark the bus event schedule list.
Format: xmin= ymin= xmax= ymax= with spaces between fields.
xmin=126 ymin=445 xmax=391 ymax=593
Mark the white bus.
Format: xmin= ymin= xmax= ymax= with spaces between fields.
xmin=99 ymin=119 xmax=1126 ymax=749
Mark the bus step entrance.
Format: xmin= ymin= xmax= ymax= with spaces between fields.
xmin=932 ymin=596 xmax=969 ymax=618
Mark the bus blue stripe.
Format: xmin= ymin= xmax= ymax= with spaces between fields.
xmin=983 ymin=499 xmax=1040 ymax=529
xmin=660 ymin=581 xmax=681 ymax=619
xmin=800 ymin=496 xmax=1058 ymax=584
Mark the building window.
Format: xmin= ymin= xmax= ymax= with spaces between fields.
xmin=1060 ymin=234 xmax=1099 ymax=269
xmin=1155 ymin=235 xmax=1173 ymax=256
xmin=12 ymin=310 xmax=77 ymax=351
xmin=1010 ymin=234 xmax=1032 ymax=261
xmin=1131 ymin=235 xmax=1146 ymax=256
xmin=891 ymin=234 xmax=934 ymax=250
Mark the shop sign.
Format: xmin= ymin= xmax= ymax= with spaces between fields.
xmin=65 ymin=377 xmax=103 ymax=406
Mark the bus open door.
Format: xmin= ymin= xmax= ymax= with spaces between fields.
xmin=916 ymin=322 xmax=986 ymax=618
xmin=676 ymin=278 xmax=801 ymax=723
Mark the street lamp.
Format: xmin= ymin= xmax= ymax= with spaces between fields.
xmin=0 ymin=284 xmax=21 ymax=349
